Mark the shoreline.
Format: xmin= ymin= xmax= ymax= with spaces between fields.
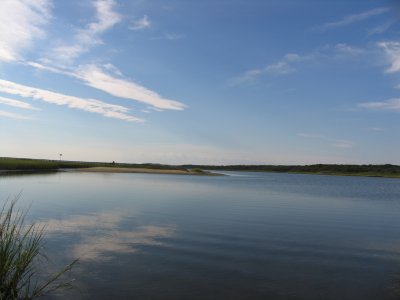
xmin=73 ymin=167 xmax=222 ymax=176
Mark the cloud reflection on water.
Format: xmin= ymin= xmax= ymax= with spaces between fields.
xmin=38 ymin=211 xmax=175 ymax=261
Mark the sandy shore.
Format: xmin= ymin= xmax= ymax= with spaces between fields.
xmin=75 ymin=167 xmax=220 ymax=176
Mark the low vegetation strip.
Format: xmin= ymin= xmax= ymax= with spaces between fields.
xmin=182 ymin=164 xmax=400 ymax=178
xmin=0 ymin=157 xmax=184 ymax=171
xmin=1 ymin=157 xmax=399 ymax=178
xmin=0 ymin=157 xmax=91 ymax=170
xmin=0 ymin=158 xmax=214 ymax=176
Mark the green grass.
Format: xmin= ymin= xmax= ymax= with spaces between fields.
xmin=0 ymin=158 xmax=54 ymax=170
xmin=0 ymin=157 xmax=187 ymax=171
xmin=0 ymin=198 xmax=77 ymax=299
xmin=0 ymin=157 xmax=89 ymax=171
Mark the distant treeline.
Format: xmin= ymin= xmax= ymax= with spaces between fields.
xmin=181 ymin=164 xmax=400 ymax=177
xmin=1 ymin=157 xmax=399 ymax=177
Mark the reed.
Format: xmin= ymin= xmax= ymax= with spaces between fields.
xmin=0 ymin=198 xmax=77 ymax=299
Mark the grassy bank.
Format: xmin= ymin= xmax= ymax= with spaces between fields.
xmin=0 ymin=157 xmax=90 ymax=170
xmin=0 ymin=157 xmax=184 ymax=171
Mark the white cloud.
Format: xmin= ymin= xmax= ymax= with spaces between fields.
xmin=0 ymin=96 xmax=39 ymax=110
xmin=319 ymin=7 xmax=390 ymax=31
xmin=51 ymin=0 xmax=121 ymax=63
xmin=130 ymin=15 xmax=151 ymax=31
xmin=89 ymin=0 xmax=121 ymax=32
xmin=0 ymin=79 xmax=143 ymax=122
xmin=0 ymin=110 xmax=31 ymax=120
xmin=75 ymin=64 xmax=186 ymax=110
xmin=378 ymin=41 xmax=400 ymax=73
xmin=359 ymin=98 xmax=400 ymax=112
xmin=0 ymin=0 xmax=51 ymax=62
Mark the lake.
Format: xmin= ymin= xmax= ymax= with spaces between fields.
xmin=1 ymin=171 xmax=400 ymax=299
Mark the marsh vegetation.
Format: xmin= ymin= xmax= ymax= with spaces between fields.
xmin=0 ymin=199 xmax=77 ymax=299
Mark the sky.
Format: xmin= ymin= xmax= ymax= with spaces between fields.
xmin=1 ymin=0 xmax=400 ymax=165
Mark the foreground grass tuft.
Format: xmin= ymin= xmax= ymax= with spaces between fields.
xmin=0 ymin=199 xmax=77 ymax=299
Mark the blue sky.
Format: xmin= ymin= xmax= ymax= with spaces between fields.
xmin=1 ymin=0 xmax=400 ymax=164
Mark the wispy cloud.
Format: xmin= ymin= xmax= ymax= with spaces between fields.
xmin=359 ymin=98 xmax=400 ymax=112
xmin=26 ymin=61 xmax=186 ymax=111
xmin=332 ymin=142 xmax=353 ymax=149
xmin=378 ymin=41 xmax=400 ymax=73
xmin=318 ymin=7 xmax=390 ymax=31
xmin=266 ymin=53 xmax=314 ymax=74
xmin=75 ymin=64 xmax=186 ymax=110
xmin=150 ymin=32 xmax=185 ymax=41
xmin=298 ymin=133 xmax=327 ymax=139
xmin=231 ymin=53 xmax=314 ymax=85
xmin=0 ymin=79 xmax=143 ymax=122
xmin=228 ymin=69 xmax=262 ymax=86
xmin=0 ymin=110 xmax=31 ymax=120
xmin=231 ymin=43 xmax=370 ymax=86
xmin=366 ymin=127 xmax=383 ymax=132
xmin=368 ymin=20 xmax=397 ymax=35
xmin=0 ymin=0 xmax=51 ymax=62
xmin=334 ymin=43 xmax=365 ymax=55
xmin=298 ymin=133 xmax=354 ymax=149
xmin=0 ymin=96 xmax=39 ymax=110
xmin=51 ymin=0 xmax=121 ymax=63
xmin=130 ymin=15 xmax=151 ymax=31
xmin=26 ymin=61 xmax=70 ymax=75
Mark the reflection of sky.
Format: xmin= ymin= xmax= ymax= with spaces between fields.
xmin=38 ymin=211 xmax=175 ymax=262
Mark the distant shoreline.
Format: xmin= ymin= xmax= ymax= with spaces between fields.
xmin=74 ymin=167 xmax=221 ymax=176
xmin=1 ymin=157 xmax=399 ymax=178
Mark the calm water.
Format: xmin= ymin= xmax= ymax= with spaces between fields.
xmin=1 ymin=171 xmax=400 ymax=299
